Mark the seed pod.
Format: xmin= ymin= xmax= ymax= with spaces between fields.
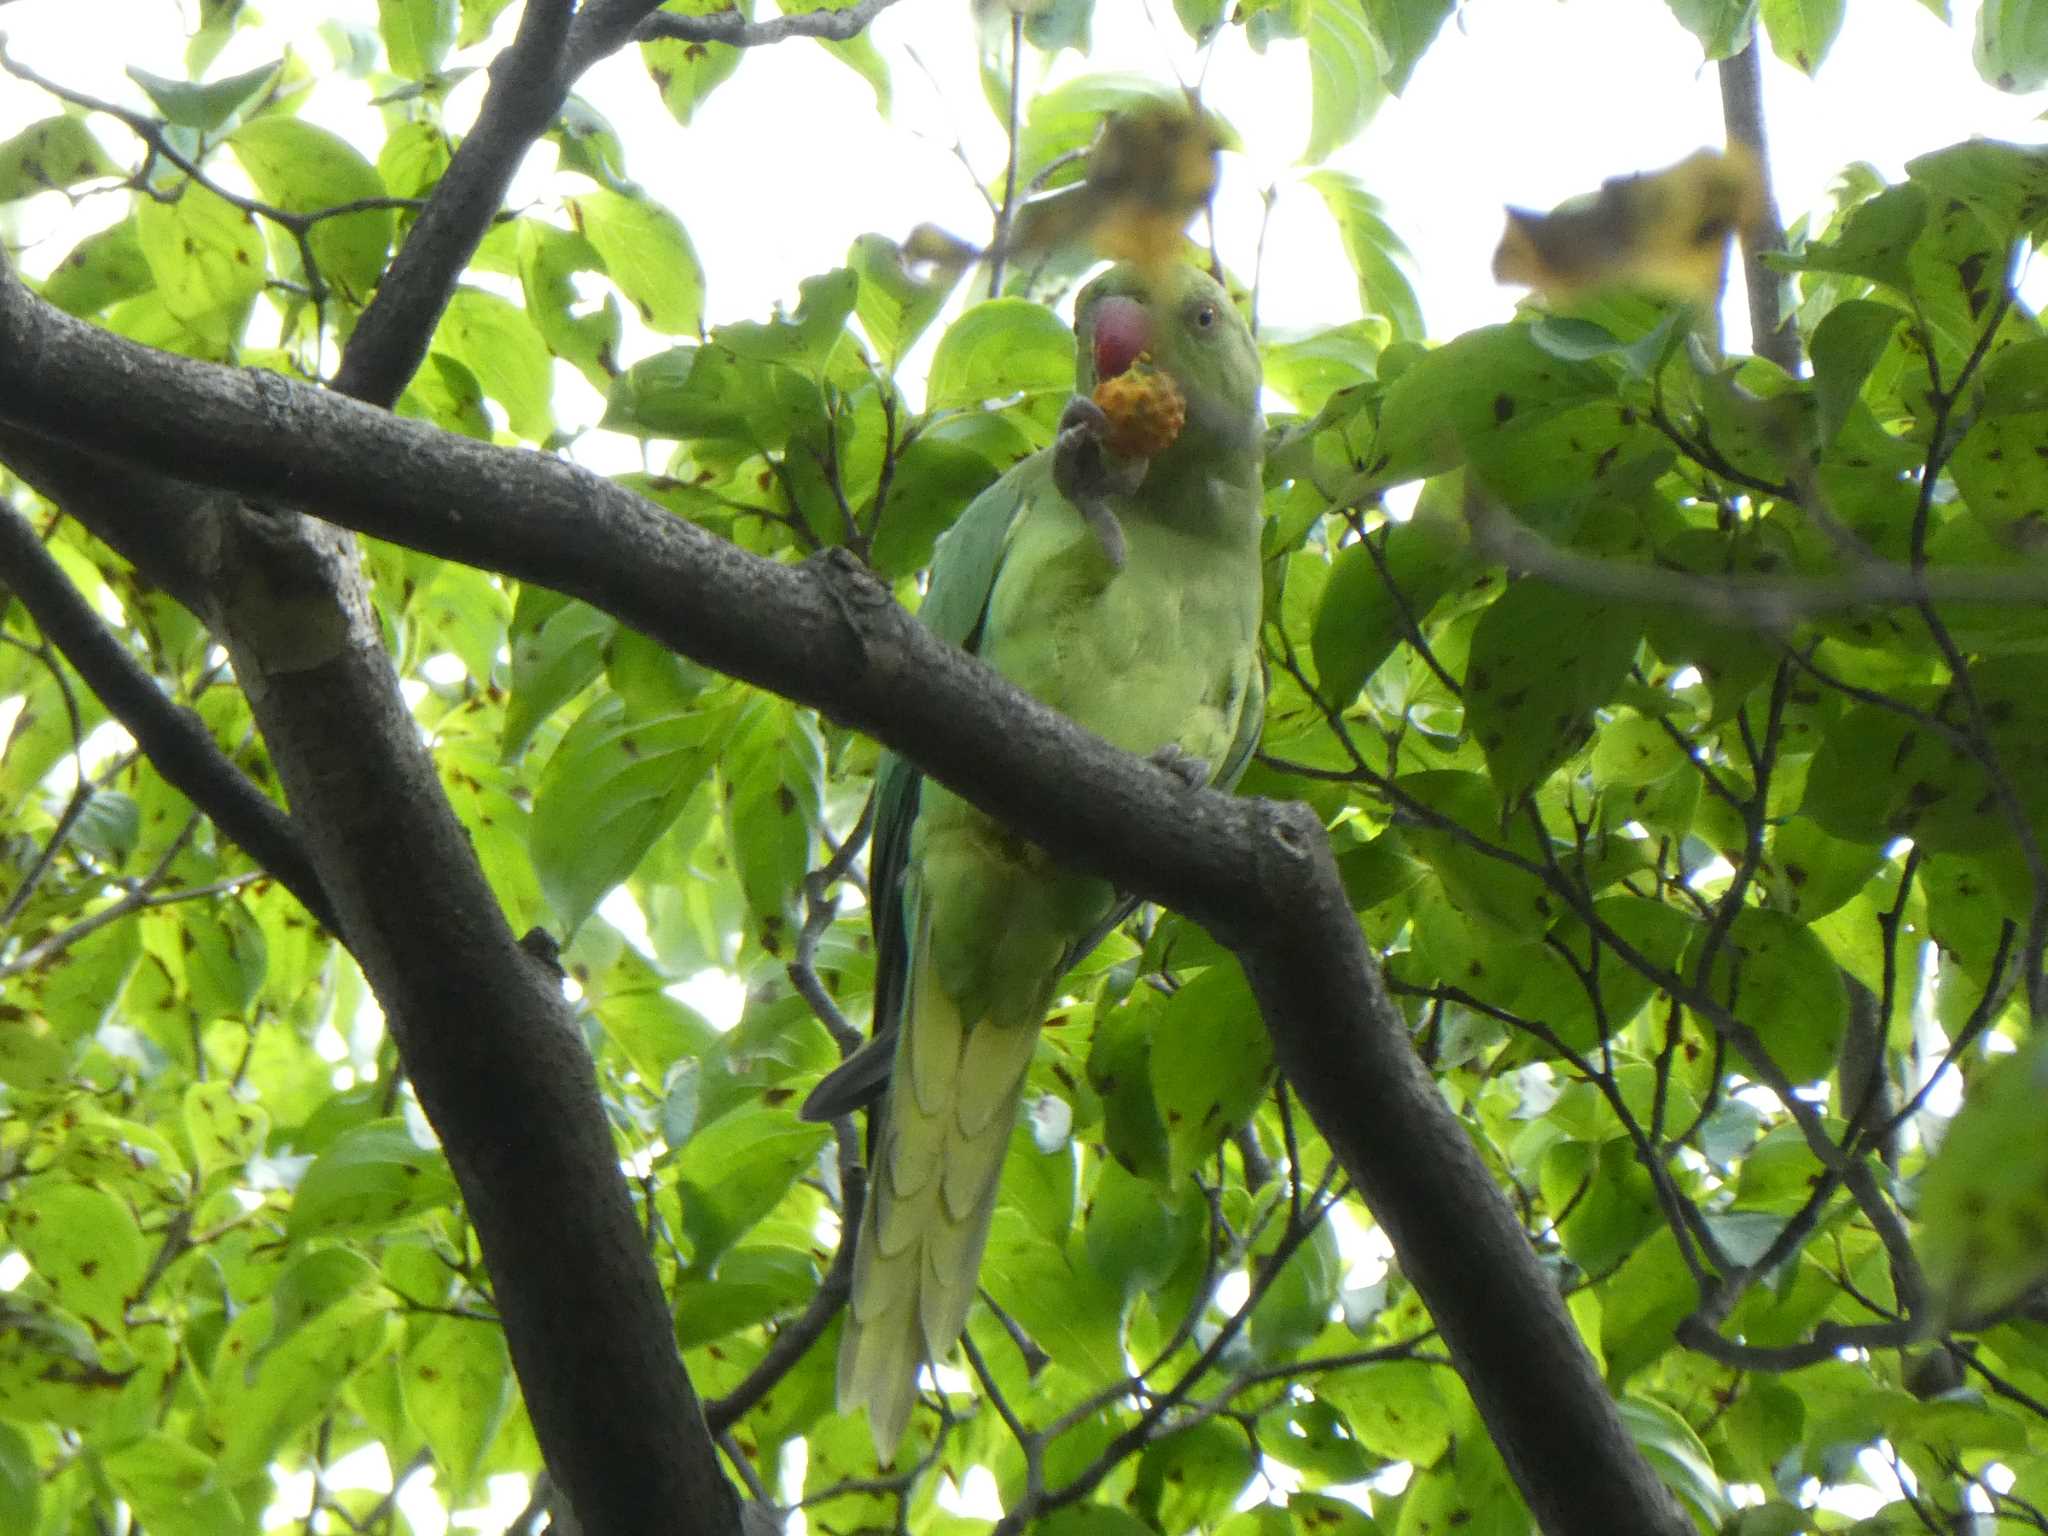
xmin=1090 ymin=361 xmax=1186 ymax=459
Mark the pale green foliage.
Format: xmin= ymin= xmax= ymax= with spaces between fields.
xmin=4 ymin=4 xmax=2048 ymax=1536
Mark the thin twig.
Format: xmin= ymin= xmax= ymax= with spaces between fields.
xmin=986 ymin=9 xmax=1026 ymax=299
xmin=1716 ymin=35 xmax=1799 ymax=373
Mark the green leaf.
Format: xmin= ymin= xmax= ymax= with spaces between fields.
xmin=1807 ymin=299 xmax=1901 ymax=449
xmin=134 ymin=180 xmax=266 ymax=354
xmin=28 ymin=913 xmax=142 ymax=1043
xmin=604 ymin=340 xmax=826 ymax=450
xmin=1804 ymin=657 xmax=2048 ymax=853
xmin=231 ymin=116 xmax=394 ymax=305
xmin=379 ymin=0 xmax=457 ymax=77
xmin=127 ymin=60 xmax=279 ymax=131
xmin=850 ymin=232 xmax=959 ymax=371
xmin=184 ymin=898 xmax=268 ymax=1021
xmin=1919 ymin=1037 xmax=2048 ymax=1321
xmin=210 ymin=1294 xmax=392 ymax=1477
xmin=269 ymin=1248 xmax=381 ymax=1347
xmin=287 ymin=1120 xmax=460 ymax=1242
xmin=1259 ymin=1405 xmax=1378 ymax=1488
xmin=0 ymin=117 xmax=121 ymax=203
xmin=1363 ymin=0 xmax=1456 ymax=91
xmin=1261 ymin=318 xmax=1386 ymax=409
xmin=1082 ymin=1156 xmax=1203 ymax=1302
xmin=502 ymin=587 xmax=616 ymax=760
xmin=530 ymin=693 xmax=735 ymax=936
xmin=718 ymin=695 xmax=823 ymax=949
xmin=1690 ymin=908 xmax=1849 ymax=1083
xmin=1796 ymin=183 xmax=1928 ymax=293
xmin=984 ymin=1213 xmax=1127 ymax=1384
xmin=1354 ymin=325 xmax=1610 ymax=495
xmin=1464 ymin=582 xmax=1642 ymax=803
xmin=1950 ymin=337 xmax=2048 ymax=533
xmin=461 ymin=0 xmax=518 ymax=45
xmin=1088 ymin=992 xmax=1173 ymax=1181
xmin=1618 ymin=1397 xmax=1733 ymax=1530
xmin=642 ymin=2 xmax=752 ymax=127
xmin=716 ymin=267 xmax=858 ymax=371
xmin=926 ymin=299 xmax=1076 ymax=411
xmin=782 ymin=0 xmax=893 ymax=106
xmin=1975 ymin=0 xmax=2048 ymax=90
xmin=673 ymin=1103 xmax=828 ymax=1269
xmin=1760 ymin=0 xmax=1844 ymax=73
xmin=1134 ymin=1421 xmax=1257 ymax=1533
xmin=7 ymin=1181 xmax=148 ymax=1332
xmin=869 ymin=435 xmax=1003 ymax=580
xmin=1766 ymin=816 xmax=1887 ymax=923
xmin=0 ymin=1423 xmax=39 ymax=1536
xmin=1241 ymin=0 xmax=1312 ymax=49
xmin=1036 ymin=1508 xmax=1161 ymax=1536
xmin=570 ymin=189 xmax=706 ymax=336
xmin=1302 ymin=0 xmax=1387 ymax=165
xmin=379 ymin=119 xmax=453 ymax=200
xmin=432 ymin=288 xmax=555 ymax=440
xmin=1307 ymin=171 xmax=1424 ymax=340
xmin=183 ymin=1081 xmax=271 ymax=1178
xmin=1248 ymin=1217 xmax=1341 ymax=1362
xmin=402 ymin=1319 xmax=513 ymax=1498
xmin=102 ymin=1435 xmax=243 ymax=1536
xmin=1151 ymin=962 xmax=1273 ymax=1183
xmin=517 ymin=221 xmax=621 ymax=392
xmin=1662 ymin=0 xmax=1761 ymax=58
xmin=1322 ymin=1360 xmax=1452 ymax=1464
xmin=674 ymin=1244 xmax=819 ymax=1347
xmin=1545 ymin=1139 xmax=1662 ymax=1272
xmin=40 ymin=218 xmax=154 ymax=315
xmin=1395 ymin=771 xmax=1561 ymax=937
xmin=1311 ymin=509 xmax=1467 ymax=708
xmin=1174 ymin=0 xmax=1227 ymax=39
xmin=1393 ymin=1400 xmax=1520 ymax=1536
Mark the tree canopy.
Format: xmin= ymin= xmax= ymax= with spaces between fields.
xmin=3 ymin=3 xmax=2048 ymax=1536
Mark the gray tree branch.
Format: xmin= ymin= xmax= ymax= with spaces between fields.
xmin=0 ymin=259 xmax=1693 ymax=1536
xmin=1718 ymin=37 xmax=1801 ymax=374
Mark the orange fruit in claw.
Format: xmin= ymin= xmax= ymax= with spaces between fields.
xmin=1090 ymin=360 xmax=1186 ymax=460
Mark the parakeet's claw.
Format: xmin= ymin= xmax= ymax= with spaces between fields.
xmin=1055 ymin=396 xmax=1145 ymax=569
xmin=1076 ymin=497 xmax=1128 ymax=569
xmin=1055 ymin=396 xmax=1149 ymax=500
xmin=1149 ymin=743 xmax=1209 ymax=789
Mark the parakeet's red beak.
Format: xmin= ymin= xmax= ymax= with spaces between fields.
xmin=1091 ymin=295 xmax=1150 ymax=380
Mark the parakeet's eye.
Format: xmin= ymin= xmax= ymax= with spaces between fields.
xmin=1194 ymin=304 xmax=1217 ymax=329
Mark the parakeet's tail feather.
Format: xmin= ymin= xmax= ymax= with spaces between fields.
xmin=837 ymin=950 xmax=1039 ymax=1462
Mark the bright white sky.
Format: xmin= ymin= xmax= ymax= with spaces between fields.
xmin=3 ymin=0 xmax=2044 ymax=367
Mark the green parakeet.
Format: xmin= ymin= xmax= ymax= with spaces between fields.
xmin=800 ymin=260 xmax=1267 ymax=1458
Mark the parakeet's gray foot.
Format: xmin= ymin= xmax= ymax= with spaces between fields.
xmin=1149 ymin=743 xmax=1209 ymax=788
xmin=1054 ymin=396 xmax=1146 ymax=570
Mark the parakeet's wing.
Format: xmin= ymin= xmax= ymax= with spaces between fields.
xmin=798 ymin=459 xmax=1049 ymax=1123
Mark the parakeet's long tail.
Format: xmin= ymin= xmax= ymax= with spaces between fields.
xmin=837 ymin=947 xmax=1039 ymax=1460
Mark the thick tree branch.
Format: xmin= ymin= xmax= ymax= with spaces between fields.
xmin=333 ymin=0 xmax=574 ymax=406
xmin=1718 ymin=38 xmax=1800 ymax=374
xmin=0 ymin=263 xmax=1691 ymax=1536
xmin=627 ymin=0 xmax=908 ymax=50
xmin=0 ymin=424 xmax=219 ymax=611
xmin=1466 ymin=493 xmax=2048 ymax=620
xmin=0 ymin=502 xmax=340 ymax=933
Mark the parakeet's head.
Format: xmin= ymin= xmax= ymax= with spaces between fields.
xmin=1074 ymin=262 xmax=1262 ymax=473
